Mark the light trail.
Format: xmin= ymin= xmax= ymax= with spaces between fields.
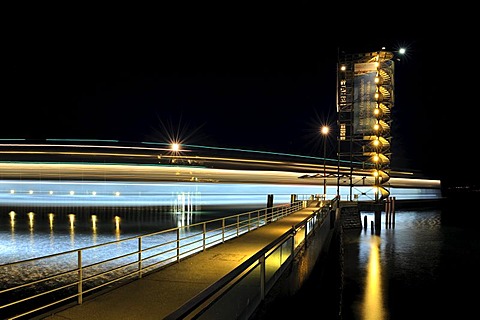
xmin=0 ymin=140 xmax=442 ymax=206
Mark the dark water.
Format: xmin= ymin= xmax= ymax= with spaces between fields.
xmin=256 ymin=196 xmax=480 ymax=320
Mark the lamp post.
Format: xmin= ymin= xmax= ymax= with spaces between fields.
xmin=321 ymin=126 xmax=329 ymax=199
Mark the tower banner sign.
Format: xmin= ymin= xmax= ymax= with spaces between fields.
xmin=353 ymin=62 xmax=377 ymax=134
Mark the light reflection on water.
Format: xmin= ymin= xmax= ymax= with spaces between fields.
xmin=341 ymin=208 xmax=480 ymax=320
xmin=264 ymin=207 xmax=478 ymax=320
xmin=361 ymin=235 xmax=385 ymax=320
xmin=0 ymin=205 xmax=258 ymax=264
xmin=349 ymin=210 xmax=443 ymax=320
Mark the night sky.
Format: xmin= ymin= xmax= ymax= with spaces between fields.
xmin=3 ymin=5 xmax=475 ymax=188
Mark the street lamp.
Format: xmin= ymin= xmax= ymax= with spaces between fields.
xmin=321 ymin=125 xmax=329 ymax=199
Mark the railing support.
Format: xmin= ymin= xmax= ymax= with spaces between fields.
xmin=222 ymin=219 xmax=225 ymax=243
xmin=203 ymin=222 xmax=207 ymax=251
xmin=138 ymin=237 xmax=142 ymax=279
xmin=177 ymin=229 xmax=180 ymax=262
xmin=77 ymin=250 xmax=83 ymax=305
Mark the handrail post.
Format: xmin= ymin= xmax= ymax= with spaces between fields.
xmin=222 ymin=218 xmax=225 ymax=243
xmin=236 ymin=215 xmax=240 ymax=237
xmin=177 ymin=228 xmax=180 ymax=262
xmin=203 ymin=222 xmax=206 ymax=251
xmin=77 ymin=250 xmax=83 ymax=305
xmin=138 ymin=237 xmax=142 ymax=279
xmin=248 ymin=212 xmax=251 ymax=232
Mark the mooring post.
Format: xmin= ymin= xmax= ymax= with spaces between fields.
xmin=374 ymin=209 xmax=381 ymax=234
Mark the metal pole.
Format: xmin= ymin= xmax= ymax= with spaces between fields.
xmin=138 ymin=237 xmax=142 ymax=279
xmin=77 ymin=250 xmax=83 ymax=305
xmin=177 ymin=228 xmax=180 ymax=261
xmin=323 ymin=136 xmax=327 ymax=197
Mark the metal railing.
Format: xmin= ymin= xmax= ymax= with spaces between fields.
xmin=164 ymin=199 xmax=335 ymax=319
xmin=0 ymin=197 xmax=313 ymax=320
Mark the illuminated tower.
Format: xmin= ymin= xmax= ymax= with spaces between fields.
xmin=337 ymin=49 xmax=394 ymax=202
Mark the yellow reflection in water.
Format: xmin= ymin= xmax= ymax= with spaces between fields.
xmin=68 ymin=214 xmax=75 ymax=229
xmin=28 ymin=212 xmax=34 ymax=230
xmin=361 ymin=235 xmax=386 ymax=320
xmin=9 ymin=210 xmax=15 ymax=230
xmin=91 ymin=215 xmax=97 ymax=231
xmin=49 ymin=213 xmax=54 ymax=230
xmin=49 ymin=213 xmax=55 ymax=244
xmin=69 ymin=214 xmax=75 ymax=245
xmin=114 ymin=216 xmax=121 ymax=240
xmin=91 ymin=215 xmax=98 ymax=243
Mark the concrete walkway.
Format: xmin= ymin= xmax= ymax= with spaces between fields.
xmin=37 ymin=203 xmax=321 ymax=320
